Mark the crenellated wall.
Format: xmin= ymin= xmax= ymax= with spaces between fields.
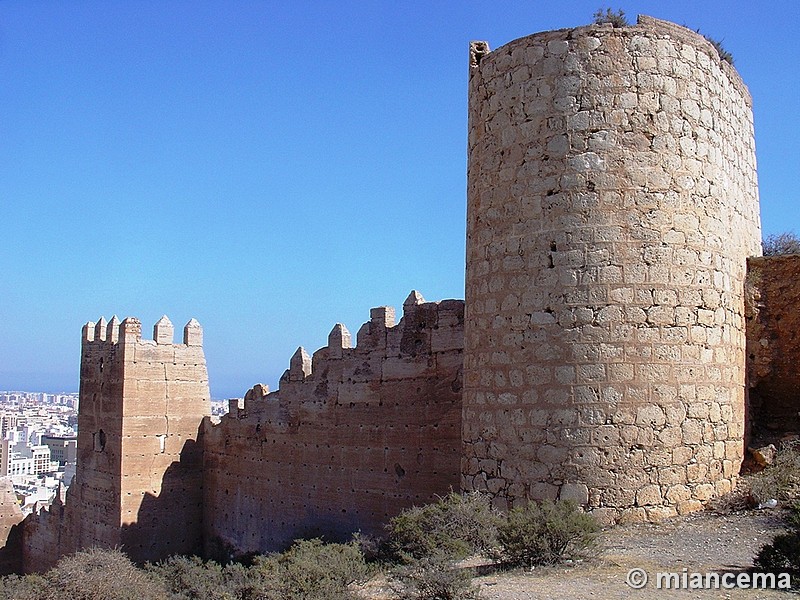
xmin=16 ymin=14 xmax=800 ymax=573
xmin=202 ymin=291 xmax=464 ymax=558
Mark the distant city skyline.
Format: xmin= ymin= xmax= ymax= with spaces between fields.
xmin=2 ymin=1 xmax=798 ymax=398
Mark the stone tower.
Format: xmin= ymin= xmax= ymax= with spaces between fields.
xmin=74 ymin=315 xmax=210 ymax=562
xmin=463 ymin=16 xmax=761 ymax=521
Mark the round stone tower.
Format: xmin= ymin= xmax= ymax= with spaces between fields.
xmin=462 ymin=16 xmax=761 ymax=522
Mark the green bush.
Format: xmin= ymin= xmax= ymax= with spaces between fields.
xmin=387 ymin=492 xmax=499 ymax=562
xmin=148 ymin=554 xmax=236 ymax=599
xmin=388 ymin=555 xmax=481 ymax=600
xmin=755 ymin=502 xmax=800 ymax=587
xmin=496 ymin=499 xmax=599 ymax=567
xmin=250 ymin=538 xmax=370 ymax=600
xmin=703 ymin=36 xmax=734 ymax=65
xmin=592 ymin=7 xmax=628 ymax=27
xmin=149 ymin=538 xmax=370 ymax=600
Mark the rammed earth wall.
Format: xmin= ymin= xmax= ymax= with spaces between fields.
xmin=22 ymin=317 xmax=210 ymax=571
xmin=746 ymin=255 xmax=800 ymax=434
xmin=202 ymin=293 xmax=463 ymax=557
xmin=463 ymin=16 xmax=761 ymax=522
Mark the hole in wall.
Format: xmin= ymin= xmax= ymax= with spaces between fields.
xmin=93 ymin=429 xmax=106 ymax=452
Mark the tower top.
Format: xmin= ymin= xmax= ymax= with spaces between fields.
xmin=81 ymin=315 xmax=204 ymax=347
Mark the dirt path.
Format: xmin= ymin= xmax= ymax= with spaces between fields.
xmin=475 ymin=509 xmax=789 ymax=599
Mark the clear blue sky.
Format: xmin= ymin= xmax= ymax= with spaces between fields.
xmin=1 ymin=1 xmax=797 ymax=398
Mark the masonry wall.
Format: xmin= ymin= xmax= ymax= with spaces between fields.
xmin=746 ymin=255 xmax=800 ymax=434
xmin=463 ymin=16 xmax=762 ymax=522
xmin=203 ymin=292 xmax=463 ymax=558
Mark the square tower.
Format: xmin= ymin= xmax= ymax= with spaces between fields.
xmin=75 ymin=315 xmax=210 ymax=562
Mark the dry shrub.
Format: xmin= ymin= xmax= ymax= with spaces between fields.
xmin=748 ymin=440 xmax=800 ymax=505
xmin=250 ymin=538 xmax=370 ymax=600
xmin=763 ymin=232 xmax=800 ymax=256
xmin=388 ymin=555 xmax=481 ymax=600
xmin=592 ymin=7 xmax=629 ymax=27
xmin=496 ymin=500 xmax=599 ymax=567
xmin=43 ymin=548 xmax=167 ymax=600
xmin=387 ymin=492 xmax=499 ymax=563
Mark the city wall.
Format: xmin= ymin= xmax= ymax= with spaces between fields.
xmin=202 ymin=292 xmax=464 ymax=558
xmin=13 ymin=14 xmax=800 ymax=573
xmin=0 ymin=479 xmax=23 ymax=574
xmin=746 ymin=255 xmax=800 ymax=434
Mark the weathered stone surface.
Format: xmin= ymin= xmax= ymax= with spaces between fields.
xmin=746 ymin=256 xmax=800 ymax=432
xmin=463 ymin=15 xmax=760 ymax=521
xmin=0 ymin=478 xmax=23 ymax=574
xmin=17 ymin=14 xmax=796 ymax=572
xmin=203 ymin=296 xmax=464 ymax=557
xmin=559 ymin=482 xmax=589 ymax=505
xmin=749 ymin=444 xmax=777 ymax=467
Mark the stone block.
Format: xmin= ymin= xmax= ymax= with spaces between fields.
xmin=559 ymin=483 xmax=589 ymax=505
xmin=636 ymin=484 xmax=662 ymax=506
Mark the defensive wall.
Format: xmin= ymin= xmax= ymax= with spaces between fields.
xmin=0 ymin=479 xmax=23 ymax=574
xmin=9 ymin=15 xmax=800 ymax=572
xmin=13 ymin=258 xmax=800 ymax=570
xmin=746 ymin=256 xmax=800 ymax=435
xmin=202 ymin=292 xmax=464 ymax=558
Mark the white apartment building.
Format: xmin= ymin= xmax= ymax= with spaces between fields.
xmin=0 ymin=439 xmax=57 ymax=481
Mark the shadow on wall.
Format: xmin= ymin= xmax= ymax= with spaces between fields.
xmin=120 ymin=432 xmax=205 ymax=565
xmin=203 ymin=485 xmax=365 ymax=565
xmin=0 ymin=522 xmax=22 ymax=575
xmin=746 ymin=256 xmax=800 ymax=437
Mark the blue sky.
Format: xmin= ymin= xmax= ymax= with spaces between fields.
xmin=1 ymin=1 xmax=797 ymax=398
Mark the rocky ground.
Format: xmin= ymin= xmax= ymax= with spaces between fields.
xmin=477 ymin=509 xmax=789 ymax=599
xmin=361 ymin=507 xmax=793 ymax=599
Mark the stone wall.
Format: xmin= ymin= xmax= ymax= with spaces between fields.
xmin=463 ymin=15 xmax=761 ymax=522
xmin=9 ymin=14 xmax=784 ymax=572
xmin=203 ymin=292 xmax=463 ymax=558
xmin=746 ymin=255 xmax=800 ymax=434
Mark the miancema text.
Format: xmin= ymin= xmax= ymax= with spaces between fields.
xmin=657 ymin=570 xmax=790 ymax=590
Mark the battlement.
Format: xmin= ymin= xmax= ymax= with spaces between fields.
xmin=16 ymin=15 xmax=773 ymax=569
xmin=65 ymin=311 xmax=212 ymax=566
xmin=204 ymin=291 xmax=464 ymax=553
xmin=272 ymin=290 xmax=463 ymax=386
xmin=82 ymin=316 xmax=204 ymax=347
